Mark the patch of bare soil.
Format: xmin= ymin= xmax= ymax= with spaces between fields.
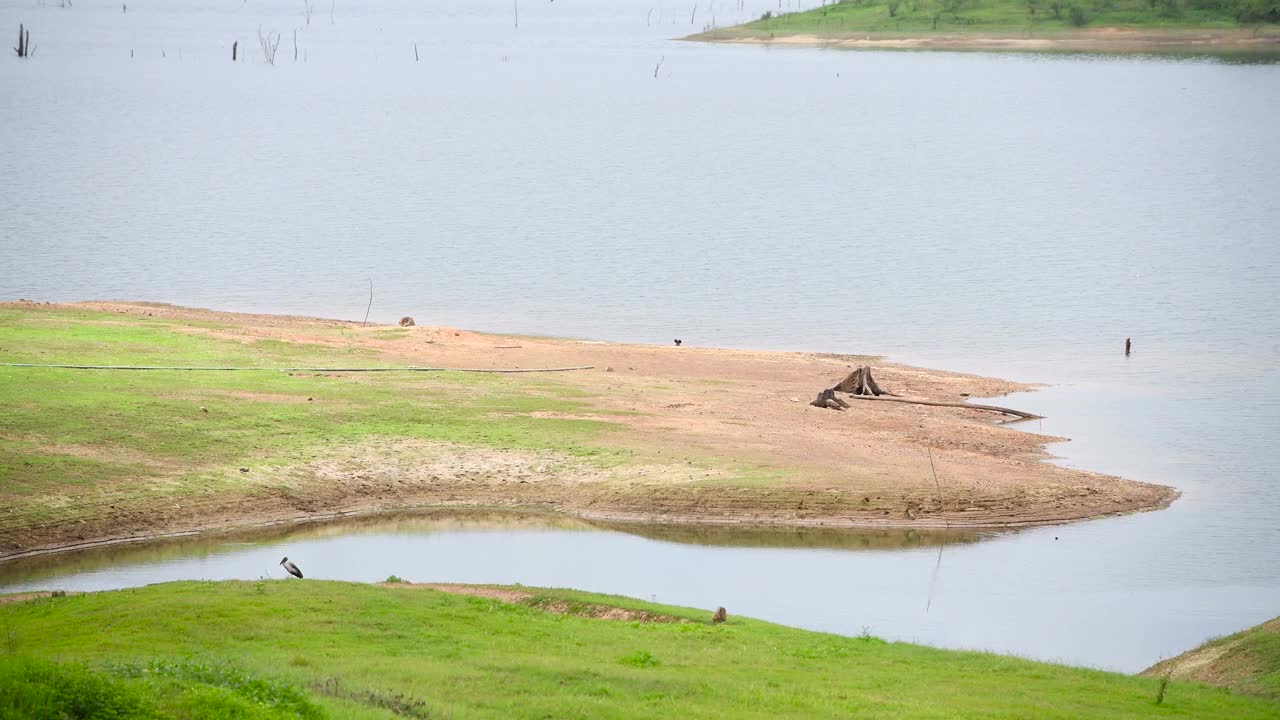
xmin=1142 ymin=618 xmax=1280 ymax=695
xmin=0 ymin=301 xmax=1178 ymax=563
xmin=385 ymin=583 xmax=687 ymax=622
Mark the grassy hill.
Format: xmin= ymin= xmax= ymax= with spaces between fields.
xmin=1143 ymin=616 xmax=1280 ymax=701
xmin=691 ymin=0 xmax=1279 ymax=43
xmin=2 ymin=581 xmax=1278 ymax=719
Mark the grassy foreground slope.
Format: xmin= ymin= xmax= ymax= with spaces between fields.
xmin=691 ymin=0 xmax=1279 ymax=44
xmin=3 ymin=582 xmax=1278 ymax=719
xmin=1144 ymin=616 xmax=1280 ymax=700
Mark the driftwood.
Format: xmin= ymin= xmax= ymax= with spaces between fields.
xmin=833 ymin=365 xmax=894 ymax=396
xmin=811 ymin=365 xmax=1041 ymax=420
xmin=810 ymin=388 xmax=849 ymax=411
xmin=844 ymin=393 xmax=1042 ymax=420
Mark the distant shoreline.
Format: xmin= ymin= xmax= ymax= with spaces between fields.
xmin=686 ymin=27 xmax=1280 ymax=54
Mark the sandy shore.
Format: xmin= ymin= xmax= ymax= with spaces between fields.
xmin=688 ymin=27 xmax=1280 ymax=54
xmin=0 ymin=301 xmax=1177 ymax=561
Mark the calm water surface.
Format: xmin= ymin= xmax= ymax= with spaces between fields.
xmin=1 ymin=0 xmax=1278 ymax=674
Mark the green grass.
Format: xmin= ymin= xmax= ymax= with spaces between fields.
xmin=0 ymin=656 xmax=328 ymax=720
xmin=1144 ymin=617 xmax=1280 ymax=700
xmin=704 ymin=0 xmax=1277 ymax=38
xmin=0 ymin=306 xmax=626 ymax=537
xmin=1 ymin=581 xmax=1276 ymax=719
xmin=0 ymin=304 xmax=824 ymax=549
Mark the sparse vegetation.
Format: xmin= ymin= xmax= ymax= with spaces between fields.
xmin=1143 ymin=615 xmax=1280 ymax=700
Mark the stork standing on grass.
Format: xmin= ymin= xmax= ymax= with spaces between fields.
xmin=280 ymin=557 xmax=303 ymax=579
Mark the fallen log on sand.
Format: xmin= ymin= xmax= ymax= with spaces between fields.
xmin=843 ymin=393 xmax=1043 ymax=420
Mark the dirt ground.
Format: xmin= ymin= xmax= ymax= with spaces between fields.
xmin=381 ymin=583 xmax=690 ymax=622
xmin=1142 ymin=617 xmax=1280 ymax=696
xmin=0 ymin=301 xmax=1177 ymax=561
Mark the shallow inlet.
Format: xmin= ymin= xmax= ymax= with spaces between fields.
xmin=0 ymin=507 xmax=1260 ymax=674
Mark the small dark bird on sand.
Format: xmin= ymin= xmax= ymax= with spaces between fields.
xmin=280 ymin=557 xmax=303 ymax=579
xmin=674 ymin=339 xmax=682 ymax=346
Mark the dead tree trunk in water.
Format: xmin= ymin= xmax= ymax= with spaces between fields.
xmin=232 ymin=40 xmax=238 ymax=61
xmin=14 ymin=24 xmax=27 ymax=58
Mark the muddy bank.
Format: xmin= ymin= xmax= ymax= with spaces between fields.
xmin=0 ymin=301 xmax=1177 ymax=563
xmin=687 ymin=28 xmax=1280 ymax=54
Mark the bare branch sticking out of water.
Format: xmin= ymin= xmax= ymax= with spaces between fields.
xmin=258 ymin=26 xmax=280 ymax=65
xmin=14 ymin=23 xmax=27 ymax=58
xmin=654 ymin=55 xmax=664 ymax=78
xmin=925 ymin=446 xmax=948 ymax=614
xmin=363 ymin=279 xmax=374 ymax=326
xmin=302 ymin=0 xmax=313 ymax=26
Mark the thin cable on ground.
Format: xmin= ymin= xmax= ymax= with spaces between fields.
xmin=0 ymin=363 xmax=593 ymax=373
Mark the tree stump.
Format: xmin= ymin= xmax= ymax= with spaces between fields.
xmin=810 ymin=388 xmax=849 ymax=411
xmin=833 ymin=365 xmax=893 ymax=396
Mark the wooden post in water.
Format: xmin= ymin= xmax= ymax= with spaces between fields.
xmin=15 ymin=23 xmax=25 ymax=58
xmin=1125 ymin=337 xmax=1132 ymax=356
xmin=232 ymin=40 xmax=238 ymax=61
xmin=414 ymin=42 xmax=419 ymax=61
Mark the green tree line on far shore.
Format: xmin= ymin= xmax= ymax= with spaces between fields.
xmin=749 ymin=0 xmax=1278 ymax=33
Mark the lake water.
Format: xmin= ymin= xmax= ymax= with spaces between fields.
xmin=1 ymin=0 xmax=1278 ymax=674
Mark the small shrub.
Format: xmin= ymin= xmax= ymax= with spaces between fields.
xmin=113 ymin=660 xmax=325 ymax=719
xmin=1068 ymin=5 xmax=1088 ymax=23
xmin=1156 ymin=674 xmax=1170 ymax=705
xmin=618 ymin=650 xmax=659 ymax=668
xmin=385 ymin=575 xmax=406 ymax=584
xmin=760 ymin=10 xmax=773 ymax=20
xmin=312 ymin=676 xmax=435 ymax=719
